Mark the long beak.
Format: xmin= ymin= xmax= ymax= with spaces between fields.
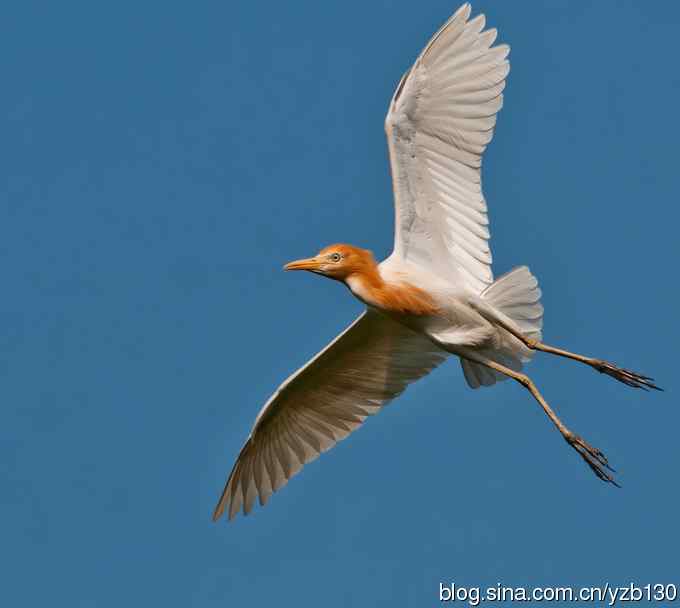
xmin=283 ymin=257 xmax=322 ymax=272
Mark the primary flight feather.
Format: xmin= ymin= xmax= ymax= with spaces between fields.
xmin=213 ymin=3 xmax=660 ymax=522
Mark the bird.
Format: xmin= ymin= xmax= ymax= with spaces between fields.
xmin=213 ymin=3 xmax=660 ymax=522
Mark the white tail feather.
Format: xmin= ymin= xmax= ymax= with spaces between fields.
xmin=461 ymin=266 xmax=544 ymax=389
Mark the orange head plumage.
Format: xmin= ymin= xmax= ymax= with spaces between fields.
xmin=284 ymin=244 xmax=380 ymax=284
xmin=284 ymin=243 xmax=439 ymax=316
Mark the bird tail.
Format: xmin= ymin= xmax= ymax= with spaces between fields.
xmin=461 ymin=266 xmax=544 ymax=389
xmin=481 ymin=266 xmax=543 ymax=343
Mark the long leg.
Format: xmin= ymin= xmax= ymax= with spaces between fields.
xmin=470 ymin=304 xmax=661 ymax=391
xmin=526 ymin=340 xmax=659 ymax=391
xmin=459 ymin=348 xmax=620 ymax=486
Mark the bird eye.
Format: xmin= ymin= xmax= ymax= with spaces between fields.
xmin=330 ymin=253 xmax=341 ymax=262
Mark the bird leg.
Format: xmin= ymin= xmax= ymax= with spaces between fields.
xmin=472 ymin=307 xmax=662 ymax=391
xmin=526 ymin=340 xmax=661 ymax=391
xmin=459 ymin=349 xmax=620 ymax=486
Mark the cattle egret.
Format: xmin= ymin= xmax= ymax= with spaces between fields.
xmin=213 ymin=3 xmax=660 ymax=522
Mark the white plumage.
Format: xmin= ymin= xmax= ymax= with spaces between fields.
xmin=385 ymin=3 xmax=505 ymax=294
xmin=213 ymin=3 xmax=659 ymax=522
xmin=221 ymin=311 xmax=447 ymax=520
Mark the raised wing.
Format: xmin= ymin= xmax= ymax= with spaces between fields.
xmin=385 ymin=3 xmax=509 ymax=294
xmin=213 ymin=310 xmax=448 ymax=521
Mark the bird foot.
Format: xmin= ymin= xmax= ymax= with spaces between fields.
xmin=565 ymin=432 xmax=620 ymax=487
xmin=591 ymin=359 xmax=662 ymax=391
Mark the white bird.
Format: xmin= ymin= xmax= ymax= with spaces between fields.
xmin=213 ymin=3 xmax=660 ymax=522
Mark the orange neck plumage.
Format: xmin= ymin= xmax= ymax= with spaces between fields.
xmin=345 ymin=262 xmax=439 ymax=317
xmin=288 ymin=243 xmax=440 ymax=317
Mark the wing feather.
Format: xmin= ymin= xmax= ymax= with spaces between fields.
xmin=385 ymin=4 xmax=509 ymax=293
xmin=213 ymin=311 xmax=448 ymax=521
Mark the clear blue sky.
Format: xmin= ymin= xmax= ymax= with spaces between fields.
xmin=2 ymin=1 xmax=678 ymax=606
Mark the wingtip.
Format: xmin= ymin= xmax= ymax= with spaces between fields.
xmin=211 ymin=505 xmax=223 ymax=522
xmin=452 ymin=3 xmax=472 ymax=25
xmin=469 ymin=12 xmax=485 ymax=31
xmin=211 ymin=504 xmax=240 ymax=523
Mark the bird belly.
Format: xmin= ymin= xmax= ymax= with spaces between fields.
xmin=362 ymin=290 xmax=494 ymax=354
xmin=406 ymin=296 xmax=496 ymax=348
xmin=352 ymin=262 xmax=497 ymax=348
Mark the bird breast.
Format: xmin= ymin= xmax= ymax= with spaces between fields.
xmin=346 ymin=273 xmax=441 ymax=317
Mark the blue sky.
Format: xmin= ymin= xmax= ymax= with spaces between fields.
xmin=2 ymin=1 xmax=679 ymax=605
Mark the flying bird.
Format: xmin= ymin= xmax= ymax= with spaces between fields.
xmin=213 ymin=3 xmax=660 ymax=522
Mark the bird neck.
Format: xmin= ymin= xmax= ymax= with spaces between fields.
xmin=345 ymin=265 xmax=439 ymax=316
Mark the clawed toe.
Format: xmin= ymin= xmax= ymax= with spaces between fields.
xmin=592 ymin=360 xmax=662 ymax=391
xmin=565 ymin=433 xmax=620 ymax=487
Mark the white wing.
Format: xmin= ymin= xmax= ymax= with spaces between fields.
xmin=213 ymin=311 xmax=448 ymax=521
xmin=385 ymin=3 xmax=509 ymax=294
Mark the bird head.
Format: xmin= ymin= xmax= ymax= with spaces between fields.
xmin=284 ymin=244 xmax=377 ymax=282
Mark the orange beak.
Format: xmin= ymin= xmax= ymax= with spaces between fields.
xmin=283 ymin=257 xmax=323 ymax=272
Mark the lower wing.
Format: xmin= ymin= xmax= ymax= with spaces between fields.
xmin=214 ymin=310 xmax=448 ymax=521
